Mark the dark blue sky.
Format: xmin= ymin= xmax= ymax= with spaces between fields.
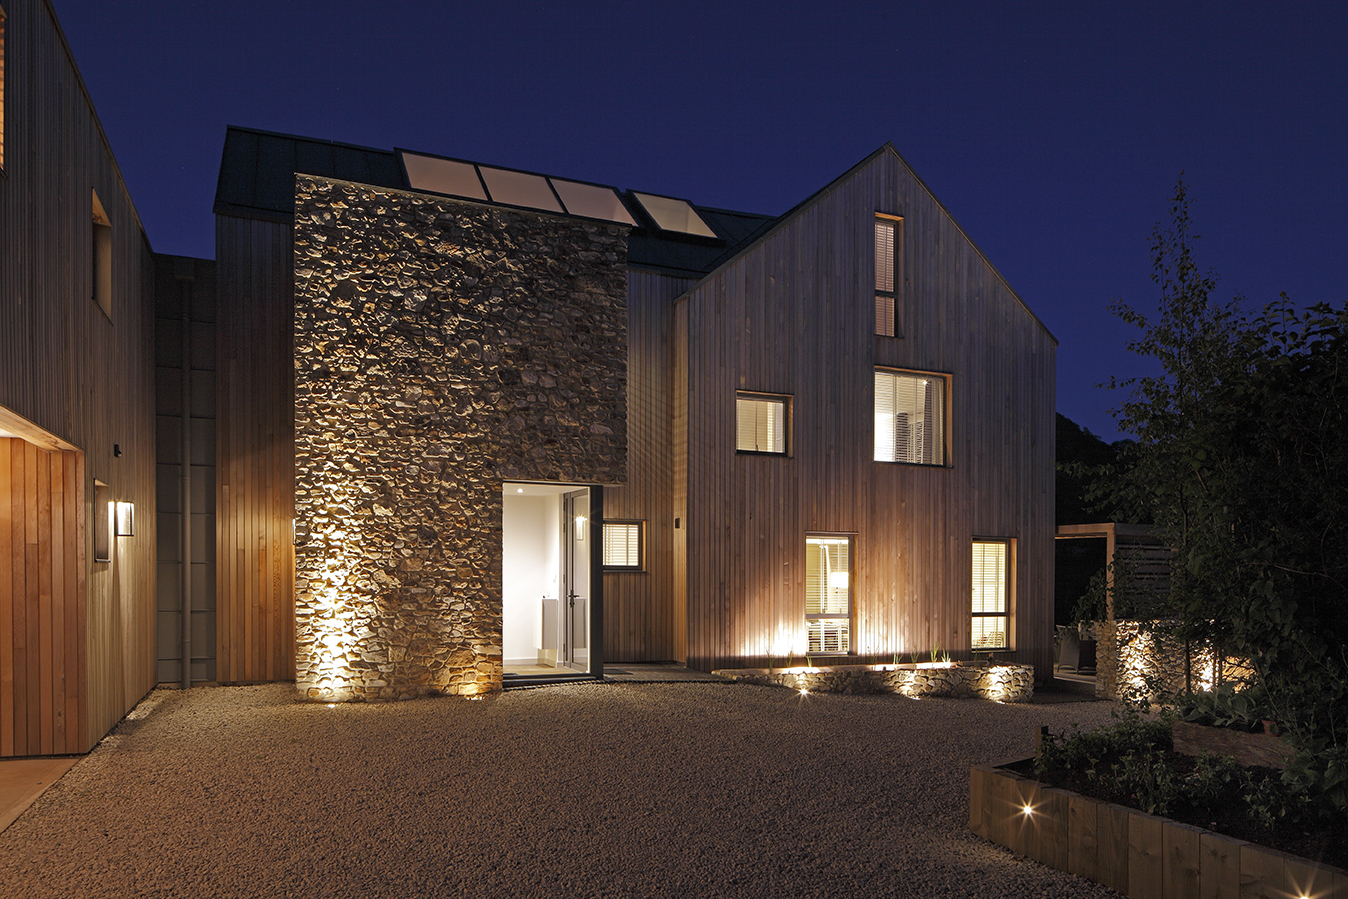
xmin=53 ymin=1 xmax=1347 ymax=440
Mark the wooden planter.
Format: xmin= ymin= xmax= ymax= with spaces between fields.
xmin=969 ymin=758 xmax=1348 ymax=898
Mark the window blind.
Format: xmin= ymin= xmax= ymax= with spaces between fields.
xmin=874 ymin=371 xmax=945 ymax=465
xmin=972 ymin=540 xmax=1008 ymax=650
xmin=736 ymin=396 xmax=786 ymax=454
xmin=806 ymin=536 xmax=851 ymax=653
xmin=603 ymin=522 xmax=642 ymax=568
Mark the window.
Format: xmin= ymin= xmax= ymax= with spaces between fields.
xmin=92 ymin=190 xmax=112 ymax=319
xmin=806 ymin=535 xmax=851 ymax=654
xmin=736 ymin=393 xmax=788 ymax=455
xmin=93 ymin=482 xmax=111 ymax=563
xmin=603 ymin=521 xmax=644 ymax=570
xmin=972 ymin=540 xmax=1010 ymax=650
xmin=875 ymin=215 xmax=902 ymax=336
xmin=631 ymin=192 xmax=717 ymax=238
xmin=874 ymin=369 xmax=946 ymax=465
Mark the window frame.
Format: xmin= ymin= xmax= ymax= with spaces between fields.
xmin=971 ymin=538 xmax=1013 ymax=651
xmin=92 ymin=189 xmax=112 ymax=320
xmin=602 ymin=520 xmax=645 ymax=572
xmin=735 ymin=391 xmax=791 ymax=457
xmin=873 ymin=368 xmax=950 ymax=467
xmin=805 ymin=533 xmax=853 ymax=655
xmin=874 ymin=214 xmax=903 ymax=337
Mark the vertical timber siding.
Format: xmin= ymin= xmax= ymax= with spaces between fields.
xmin=681 ymin=149 xmax=1056 ymax=677
xmin=603 ymin=270 xmax=694 ymax=662
xmin=0 ymin=0 xmax=158 ymax=754
xmin=215 ymin=214 xmax=295 ymax=683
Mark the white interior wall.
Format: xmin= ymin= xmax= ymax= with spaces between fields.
xmin=502 ymin=492 xmax=561 ymax=663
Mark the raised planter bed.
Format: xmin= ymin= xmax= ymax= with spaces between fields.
xmin=713 ymin=662 xmax=1034 ymax=702
xmin=969 ymin=756 xmax=1348 ymax=898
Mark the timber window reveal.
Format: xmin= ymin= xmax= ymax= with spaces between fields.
xmin=972 ymin=540 xmax=1010 ymax=650
xmin=91 ymin=190 xmax=112 ymax=319
xmin=736 ymin=392 xmax=789 ymax=455
xmin=875 ymin=215 xmax=902 ymax=337
xmin=603 ymin=521 xmax=644 ymax=571
xmin=806 ymin=535 xmax=852 ymax=654
xmin=93 ymin=482 xmax=111 ymax=563
xmin=874 ymin=369 xmax=947 ymax=465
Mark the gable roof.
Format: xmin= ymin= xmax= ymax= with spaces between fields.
xmin=212 ymin=126 xmax=775 ymax=279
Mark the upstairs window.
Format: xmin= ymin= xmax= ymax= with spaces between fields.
xmin=806 ymin=535 xmax=852 ymax=654
xmin=972 ymin=540 xmax=1011 ymax=650
xmin=92 ymin=190 xmax=112 ymax=319
xmin=874 ymin=369 xmax=946 ymax=466
xmin=875 ymin=215 xmax=902 ymax=336
xmin=735 ymin=393 xmax=788 ymax=455
xmin=603 ymin=521 xmax=644 ymax=571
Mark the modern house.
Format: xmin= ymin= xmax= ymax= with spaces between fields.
xmin=206 ymin=127 xmax=1057 ymax=700
xmin=0 ymin=0 xmax=159 ymax=756
xmin=1 ymin=0 xmax=1056 ymax=744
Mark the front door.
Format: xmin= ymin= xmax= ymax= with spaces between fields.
xmin=560 ymin=489 xmax=590 ymax=671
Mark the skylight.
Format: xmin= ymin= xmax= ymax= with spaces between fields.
xmin=401 ymin=152 xmax=486 ymax=200
xmin=632 ymin=192 xmax=717 ymax=238
xmin=551 ymin=179 xmax=637 ymax=226
xmin=478 ymin=166 xmax=563 ymax=213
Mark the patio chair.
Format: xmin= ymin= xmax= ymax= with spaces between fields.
xmin=1056 ymin=625 xmax=1081 ymax=673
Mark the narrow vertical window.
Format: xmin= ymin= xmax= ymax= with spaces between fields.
xmin=972 ymin=540 xmax=1010 ymax=650
xmin=806 ymin=535 xmax=851 ymax=654
xmin=92 ymin=190 xmax=112 ymax=319
xmin=602 ymin=521 xmax=644 ymax=571
xmin=735 ymin=392 xmax=789 ymax=455
xmin=94 ymin=482 xmax=111 ymax=563
xmin=874 ymin=369 xmax=947 ymax=465
xmin=875 ymin=215 xmax=902 ymax=337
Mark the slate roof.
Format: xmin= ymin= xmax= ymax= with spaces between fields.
xmin=213 ymin=126 xmax=775 ymax=279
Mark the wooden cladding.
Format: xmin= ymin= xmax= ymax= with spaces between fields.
xmin=216 ymin=215 xmax=295 ymax=683
xmin=1 ymin=438 xmax=85 ymax=757
xmin=677 ymin=148 xmax=1056 ymax=677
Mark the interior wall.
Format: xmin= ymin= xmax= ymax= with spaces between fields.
xmin=501 ymin=493 xmax=560 ymax=663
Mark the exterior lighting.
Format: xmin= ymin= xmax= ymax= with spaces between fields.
xmin=799 ymin=687 xmax=809 ymax=696
xmin=1021 ymin=803 xmax=1034 ymax=816
xmin=115 ymin=502 xmax=135 ymax=536
xmin=516 ymin=487 xmax=524 ymax=493
xmin=575 ymin=515 xmax=587 ymax=539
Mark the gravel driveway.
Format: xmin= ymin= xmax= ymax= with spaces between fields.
xmin=0 ymin=681 xmax=1121 ymax=898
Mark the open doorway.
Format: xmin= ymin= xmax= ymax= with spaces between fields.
xmin=502 ymin=483 xmax=593 ymax=677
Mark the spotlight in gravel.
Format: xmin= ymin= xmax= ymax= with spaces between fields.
xmin=326 ymin=703 xmax=336 ymax=709
xmin=1021 ymin=803 xmax=1034 ymax=816
xmin=799 ymin=688 xmax=809 ymax=696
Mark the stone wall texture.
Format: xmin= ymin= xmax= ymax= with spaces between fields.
xmin=292 ymin=175 xmax=628 ymax=701
xmin=1097 ymin=619 xmax=1255 ymax=703
xmin=720 ymin=664 xmax=1035 ymax=703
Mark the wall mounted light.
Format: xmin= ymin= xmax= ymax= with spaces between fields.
xmin=574 ymin=515 xmax=587 ymax=540
xmin=115 ymin=501 xmax=135 ymax=537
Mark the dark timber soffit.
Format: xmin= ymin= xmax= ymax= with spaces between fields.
xmin=212 ymin=126 xmax=776 ymax=278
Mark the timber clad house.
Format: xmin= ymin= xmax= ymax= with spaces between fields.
xmin=1 ymin=0 xmax=1055 ymax=749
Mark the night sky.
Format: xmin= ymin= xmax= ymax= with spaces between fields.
xmin=51 ymin=1 xmax=1348 ymax=440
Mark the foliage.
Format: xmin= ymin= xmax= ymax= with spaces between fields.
xmin=1171 ymin=682 xmax=1272 ymax=733
xmin=1096 ymin=179 xmax=1348 ymax=809
xmin=1035 ymin=710 xmax=1315 ymax=830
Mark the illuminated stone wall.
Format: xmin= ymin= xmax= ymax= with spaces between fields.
xmin=1096 ymin=620 xmax=1254 ymax=702
xmin=292 ymin=175 xmax=628 ymax=701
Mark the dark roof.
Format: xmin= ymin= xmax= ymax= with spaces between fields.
xmin=212 ymin=126 xmax=774 ymax=278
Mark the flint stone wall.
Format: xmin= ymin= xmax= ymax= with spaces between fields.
xmin=1097 ymin=619 xmax=1255 ymax=702
xmin=718 ymin=664 xmax=1035 ymax=702
xmin=292 ymin=175 xmax=628 ymax=701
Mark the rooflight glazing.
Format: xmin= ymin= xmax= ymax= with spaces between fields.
xmin=478 ymin=166 xmax=563 ymax=213
xmin=401 ymin=152 xmax=486 ymax=200
xmin=632 ymin=192 xmax=717 ymax=237
xmin=551 ymin=179 xmax=637 ymax=226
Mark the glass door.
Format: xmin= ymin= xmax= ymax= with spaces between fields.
xmin=561 ymin=489 xmax=591 ymax=671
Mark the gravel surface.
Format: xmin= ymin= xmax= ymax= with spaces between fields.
xmin=0 ymin=682 xmax=1122 ymax=898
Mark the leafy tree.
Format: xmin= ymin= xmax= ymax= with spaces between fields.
xmin=1106 ymin=180 xmax=1348 ymax=809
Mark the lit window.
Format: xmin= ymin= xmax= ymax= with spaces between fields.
xmin=92 ymin=190 xmax=112 ymax=320
xmin=603 ymin=521 xmax=644 ymax=570
xmin=632 ymin=192 xmax=717 ymax=238
xmin=972 ymin=540 xmax=1010 ymax=650
xmin=875 ymin=215 xmax=902 ymax=336
xmin=735 ymin=393 xmax=788 ymax=455
xmin=806 ymin=536 xmax=851 ymax=653
xmin=399 ymin=151 xmax=487 ymax=200
xmin=874 ymin=370 xmax=946 ymax=465
xmin=478 ymin=166 xmax=563 ymax=213
xmin=549 ymin=178 xmax=637 ymax=226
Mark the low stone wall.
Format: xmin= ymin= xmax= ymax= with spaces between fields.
xmin=717 ymin=664 xmax=1034 ymax=703
xmin=1097 ymin=620 xmax=1255 ymax=703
